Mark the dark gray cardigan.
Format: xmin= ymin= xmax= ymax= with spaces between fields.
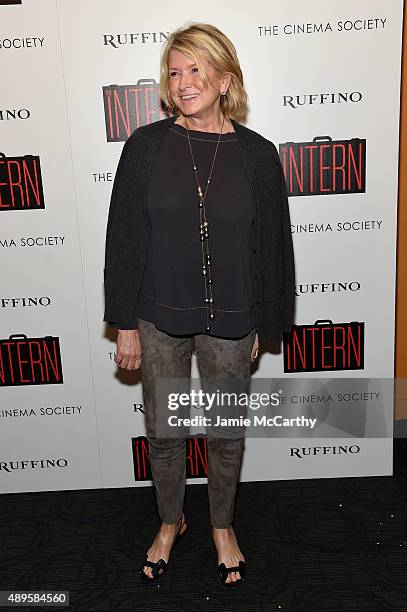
xmin=103 ymin=115 xmax=295 ymax=345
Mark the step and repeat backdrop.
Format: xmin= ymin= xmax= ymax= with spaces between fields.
xmin=0 ymin=0 xmax=403 ymax=493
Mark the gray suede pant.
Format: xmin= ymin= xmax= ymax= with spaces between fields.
xmin=138 ymin=318 xmax=256 ymax=529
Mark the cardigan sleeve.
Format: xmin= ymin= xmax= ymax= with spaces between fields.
xmin=260 ymin=140 xmax=295 ymax=340
xmin=103 ymin=132 xmax=142 ymax=331
xmin=272 ymin=143 xmax=296 ymax=334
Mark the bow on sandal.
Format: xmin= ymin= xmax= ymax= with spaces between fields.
xmin=139 ymin=516 xmax=187 ymax=582
xmin=217 ymin=560 xmax=246 ymax=584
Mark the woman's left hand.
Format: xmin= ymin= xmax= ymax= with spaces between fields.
xmin=251 ymin=333 xmax=259 ymax=362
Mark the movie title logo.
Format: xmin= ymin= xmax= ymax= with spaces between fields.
xmin=0 ymin=1 xmax=22 ymax=5
xmin=0 ymin=153 xmax=45 ymax=210
xmin=283 ymin=91 xmax=362 ymax=109
xmin=132 ymin=436 xmax=207 ymax=481
xmin=0 ymin=108 xmax=30 ymax=120
xmin=0 ymin=334 xmax=63 ymax=387
xmin=283 ymin=319 xmax=365 ymax=373
xmin=103 ymin=80 xmax=168 ymax=142
xmin=102 ymin=32 xmax=169 ymax=48
xmin=279 ymin=136 xmax=366 ymax=196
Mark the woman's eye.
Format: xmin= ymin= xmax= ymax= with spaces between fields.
xmin=169 ymin=72 xmax=178 ymax=77
xmin=192 ymin=67 xmax=199 ymax=73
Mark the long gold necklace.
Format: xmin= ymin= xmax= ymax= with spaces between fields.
xmin=185 ymin=113 xmax=226 ymax=332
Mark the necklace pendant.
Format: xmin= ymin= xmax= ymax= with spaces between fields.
xmin=185 ymin=114 xmax=226 ymax=340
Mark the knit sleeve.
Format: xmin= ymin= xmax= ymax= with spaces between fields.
xmin=106 ymin=319 xmax=138 ymax=330
xmin=272 ymin=143 xmax=296 ymax=334
xmin=103 ymin=130 xmax=143 ymax=330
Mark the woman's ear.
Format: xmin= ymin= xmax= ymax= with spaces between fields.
xmin=221 ymin=72 xmax=232 ymax=93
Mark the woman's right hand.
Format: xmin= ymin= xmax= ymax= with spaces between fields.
xmin=114 ymin=329 xmax=142 ymax=370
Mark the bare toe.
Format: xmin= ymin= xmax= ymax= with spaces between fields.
xmin=213 ymin=527 xmax=245 ymax=584
xmin=143 ymin=565 xmax=153 ymax=579
xmin=141 ymin=515 xmax=186 ymax=579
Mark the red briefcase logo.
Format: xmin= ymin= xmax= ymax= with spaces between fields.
xmin=283 ymin=319 xmax=365 ymax=373
xmin=132 ymin=436 xmax=208 ymax=481
xmin=0 ymin=153 xmax=45 ymax=211
xmin=279 ymin=136 xmax=366 ymax=196
xmin=0 ymin=334 xmax=63 ymax=386
xmin=103 ymin=79 xmax=169 ymax=142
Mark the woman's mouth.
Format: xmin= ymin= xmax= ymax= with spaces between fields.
xmin=180 ymin=93 xmax=200 ymax=102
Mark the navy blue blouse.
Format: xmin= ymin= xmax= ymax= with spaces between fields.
xmin=135 ymin=122 xmax=256 ymax=338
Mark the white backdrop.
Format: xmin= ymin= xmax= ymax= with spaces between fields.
xmin=0 ymin=0 xmax=403 ymax=493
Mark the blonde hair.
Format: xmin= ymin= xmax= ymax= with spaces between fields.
xmin=160 ymin=23 xmax=248 ymax=123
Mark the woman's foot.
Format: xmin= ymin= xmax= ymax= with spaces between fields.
xmin=141 ymin=513 xmax=187 ymax=579
xmin=212 ymin=525 xmax=245 ymax=583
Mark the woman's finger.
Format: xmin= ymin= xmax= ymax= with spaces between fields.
xmin=119 ymin=355 xmax=129 ymax=369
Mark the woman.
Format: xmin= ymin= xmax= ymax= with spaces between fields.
xmin=104 ymin=23 xmax=295 ymax=584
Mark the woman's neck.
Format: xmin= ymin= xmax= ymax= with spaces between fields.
xmin=174 ymin=112 xmax=235 ymax=134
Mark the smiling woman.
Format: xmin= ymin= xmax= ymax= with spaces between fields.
xmin=166 ymin=50 xmax=234 ymax=134
xmin=160 ymin=24 xmax=247 ymax=126
xmin=166 ymin=51 xmax=231 ymax=125
xmin=103 ymin=21 xmax=295 ymax=587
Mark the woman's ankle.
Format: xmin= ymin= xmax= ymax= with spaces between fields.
xmin=212 ymin=525 xmax=232 ymax=533
xmin=161 ymin=513 xmax=184 ymax=530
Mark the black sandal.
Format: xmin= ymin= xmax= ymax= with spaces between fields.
xmin=139 ymin=515 xmax=187 ymax=582
xmin=217 ymin=560 xmax=246 ymax=584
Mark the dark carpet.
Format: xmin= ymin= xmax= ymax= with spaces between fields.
xmin=1 ymin=439 xmax=406 ymax=612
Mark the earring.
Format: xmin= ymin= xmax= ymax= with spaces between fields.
xmin=221 ymin=90 xmax=227 ymax=96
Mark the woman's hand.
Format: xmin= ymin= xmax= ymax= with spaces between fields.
xmin=114 ymin=329 xmax=142 ymax=370
xmin=251 ymin=333 xmax=259 ymax=363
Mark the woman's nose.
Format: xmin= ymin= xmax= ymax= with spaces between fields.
xmin=178 ymin=72 xmax=192 ymax=91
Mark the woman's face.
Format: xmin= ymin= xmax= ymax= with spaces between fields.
xmin=168 ymin=48 xmax=229 ymax=118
